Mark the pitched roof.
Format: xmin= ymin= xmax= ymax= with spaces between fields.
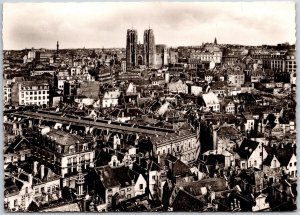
xmin=5 ymin=136 xmax=30 ymax=154
xmin=171 ymin=189 xmax=206 ymax=211
xmin=47 ymin=129 xmax=87 ymax=146
xmin=237 ymin=139 xmax=260 ymax=159
xmin=96 ymin=165 xmax=120 ymax=188
xmin=178 ymin=178 xmax=228 ymax=197
xmin=4 ymin=177 xmax=20 ymax=197
xmin=276 ymin=147 xmax=295 ymax=167
xmin=112 ymin=166 xmax=133 ymax=188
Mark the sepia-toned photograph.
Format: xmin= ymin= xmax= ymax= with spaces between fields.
xmin=3 ymin=1 xmax=297 ymax=212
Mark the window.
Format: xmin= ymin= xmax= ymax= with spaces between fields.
xmin=139 ymin=184 xmax=143 ymax=190
xmin=14 ymin=200 xmax=18 ymax=207
xmin=69 ymin=146 xmax=75 ymax=154
xmin=127 ymin=194 xmax=131 ymax=199
xmin=290 ymin=163 xmax=292 ymax=167
xmin=294 ymin=162 xmax=297 ymax=166
xmin=83 ymin=144 xmax=88 ymax=151
xmin=254 ymin=160 xmax=257 ymax=166
xmin=152 ymin=175 xmax=156 ymax=180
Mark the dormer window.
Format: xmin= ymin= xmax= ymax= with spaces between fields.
xmin=69 ymin=146 xmax=75 ymax=153
xmin=57 ymin=145 xmax=62 ymax=153
xmin=82 ymin=144 xmax=88 ymax=151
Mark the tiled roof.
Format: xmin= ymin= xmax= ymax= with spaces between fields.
xmin=237 ymin=139 xmax=260 ymax=159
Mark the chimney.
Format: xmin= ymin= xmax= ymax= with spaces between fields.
xmin=33 ymin=161 xmax=38 ymax=175
xmin=28 ymin=174 xmax=33 ymax=185
xmin=40 ymin=165 xmax=45 ymax=179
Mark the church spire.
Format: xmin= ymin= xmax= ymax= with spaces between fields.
xmin=214 ymin=37 xmax=217 ymax=45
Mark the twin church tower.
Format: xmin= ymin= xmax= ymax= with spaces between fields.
xmin=126 ymin=28 xmax=156 ymax=69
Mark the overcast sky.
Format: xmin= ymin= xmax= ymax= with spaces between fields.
xmin=3 ymin=2 xmax=296 ymax=50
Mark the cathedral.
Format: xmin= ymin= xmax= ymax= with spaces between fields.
xmin=126 ymin=28 xmax=166 ymax=70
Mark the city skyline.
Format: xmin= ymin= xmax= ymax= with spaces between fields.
xmin=4 ymin=2 xmax=296 ymax=50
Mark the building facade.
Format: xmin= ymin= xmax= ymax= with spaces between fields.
xmin=126 ymin=28 xmax=157 ymax=70
xmin=18 ymin=80 xmax=50 ymax=106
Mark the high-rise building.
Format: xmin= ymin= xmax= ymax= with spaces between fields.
xmin=126 ymin=29 xmax=138 ymax=70
xmin=143 ymin=29 xmax=156 ymax=67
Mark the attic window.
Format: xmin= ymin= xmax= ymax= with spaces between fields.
xmin=69 ymin=146 xmax=75 ymax=154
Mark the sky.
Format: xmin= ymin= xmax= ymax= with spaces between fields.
xmin=3 ymin=1 xmax=296 ymax=50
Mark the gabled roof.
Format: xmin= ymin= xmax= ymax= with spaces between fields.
xmin=171 ymin=189 xmax=206 ymax=211
xmin=237 ymin=139 xmax=260 ymax=159
xmin=4 ymin=177 xmax=20 ymax=197
xmin=96 ymin=165 xmax=120 ymax=189
xmin=166 ymin=154 xmax=191 ymax=177
xmin=276 ymin=147 xmax=295 ymax=167
xmin=112 ymin=166 xmax=133 ymax=188
xmin=177 ymin=178 xmax=228 ymax=197
xmin=5 ymin=136 xmax=30 ymax=154
xmin=263 ymin=154 xmax=279 ymax=166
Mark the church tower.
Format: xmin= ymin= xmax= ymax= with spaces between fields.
xmin=214 ymin=37 xmax=217 ymax=45
xmin=56 ymin=41 xmax=59 ymax=53
xmin=126 ymin=29 xmax=138 ymax=70
xmin=143 ymin=28 xmax=156 ymax=68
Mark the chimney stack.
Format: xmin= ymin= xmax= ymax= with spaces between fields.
xmin=28 ymin=174 xmax=33 ymax=185
xmin=40 ymin=165 xmax=45 ymax=180
xmin=33 ymin=161 xmax=38 ymax=175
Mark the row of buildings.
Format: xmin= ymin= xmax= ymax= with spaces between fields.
xmin=3 ymin=29 xmax=297 ymax=212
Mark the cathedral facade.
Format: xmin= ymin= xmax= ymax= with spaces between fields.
xmin=126 ymin=28 xmax=157 ymax=70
